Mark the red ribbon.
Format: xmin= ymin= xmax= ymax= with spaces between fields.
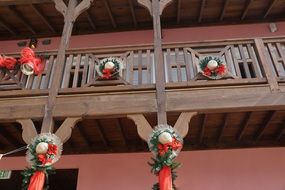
xmin=19 ymin=47 xmax=44 ymax=75
xmin=28 ymin=171 xmax=45 ymax=190
xmin=0 ymin=55 xmax=17 ymax=70
xmin=158 ymin=138 xmax=182 ymax=156
xmin=159 ymin=166 xmax=172 ymax=190
xmin=102 ymin=68 xmax=113 ymax=79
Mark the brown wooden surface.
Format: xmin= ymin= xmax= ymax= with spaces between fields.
xmin=0 ymin=0 xmax=285 ymax=40
xmin=1 ymin=110 xmax=285 ymax=155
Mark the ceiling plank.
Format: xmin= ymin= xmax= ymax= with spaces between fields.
xmin=236 ymin=112 xmax=252 ymax=141
xmin=199 ymin=114 xmax=207 ymax=144
xmin=263 ymin=0 xmax=278 ymax=18
xmin=103 ymin=0 xmax=117 ymax=28
xmin=30 ymin=4 xmax=56 ymax=33
xmin=275 ymin=122 xmax=285 ymax=141
xmin=94 ymin=119 xmax=110 ymax=148
xmin=176 ymin=0 xmax=181 ymax=24
xmin=0 ymin=17 xmax=17 ymax=35
xmin=85 ymin=11 xmax=96 ymax=31
xmin=0 ymin=126 xmax=21 ymax=148
xmin=116 ymin=118 xmax=127 ymax=146
xmin=0 ymin=0 xmax=50 ymax=6
xmin=128 ymin=0 xmax=137 ymax=27
xmin=254 ymin=111 xmax=276 ymax=141
xmin=217 ymin=113 xmax=228 ymax=143
xmin=198 ymin=0 xmax=206 ymax=23
xmin=8 ymin=5 xmax=37 ymax=34
xmin=220 ymin=0 xmax=230 ymax=21
xmin=241 ymin=0 xmax=253 ymax=20
xmin=77 ymin=123 xmax=94 ymax=148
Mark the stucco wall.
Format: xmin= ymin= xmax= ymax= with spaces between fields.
xmin=0 ymin=22 xmax=285 ymax=54
xmin=1 ymin=148 xmax=285 ymax=190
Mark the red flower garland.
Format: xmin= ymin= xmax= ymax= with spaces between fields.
xmin=203 ymin=64 xmax=225 ymax=76
xmin=158 ymin=138 xmax=182 ymax=156
xmin=0 ymin=55 xmax=17 ymax=70
xmin=37 ymin=143 xmax=57 ymax=165
xmin=19 ymin=47 xmax=44 ymax=75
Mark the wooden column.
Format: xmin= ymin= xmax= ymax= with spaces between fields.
xmin=137 ymin=0 xmax=173 ymax=125
xmin=41 ymin=0 xmax=93 ymax=133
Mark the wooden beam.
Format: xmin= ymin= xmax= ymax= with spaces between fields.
xmin=116 ymin=118 xmax=128 ymax=146
xmin=55 ymin=117 xmax=82 ymax=143
xmin=275 ymin=122 xmax=285 ymax=141
xmin=30 ymin=4 xmax=56 ymax=33
xmin=76 ymin=123 xmax=94 ymax=148
xmin=127 ymin=114 xmax=153 ymax=142
xmin=41 ymin=0 xmax=93 ymax=133
xmin=128 ymin=0 xmax=138 ymax=27
xmin=241 ymin=0 xmax=253 ymax=20
xmin=0 ymin=0 xmax=51 ymax=6
xmin=0 ymin=17 xmax=17 ymax=35
xmin=8 ymin=5 xmax=37 ymax=34
xmin=176 ymin=0 xmax=181 ymax=24
xmin=254 ymin=111 xmax=276 ymax=141
xmin=94 ymin=119 xmax=110 ymax=148
xmin=217 ymin=113 xmax=228 ymax=142
xmin=220 ymin=0 xmax=230 ymax=21
xmin=198 ymin=0 xmax=206 ymax=22
xmin=174 ymin=112 xmax=197 ymax=138
xmin=16 ymin=119 xmax=38 ymax=144
xmin=152 ymin=0 xmax=167 ymax=124
xmin=86 ymin=11 xmax=96 ymax=31
xmin=103 ymin=0 xmax=117 ymax=28
xmin=0 ymin=125 xmax=22 ymax=148
xmin=254 ymin=38 xmax=279 ymax=92
xmin=236 ymin=112 xmax=252 ymax=141
xmin=199 ymin=114 xmax=206 ymax=144
xmin=263 ymin=0 xmax=278 ymax=18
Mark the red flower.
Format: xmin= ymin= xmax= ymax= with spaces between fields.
xmin=47 ymin=144 xmax=57 ymax=155
xmin=158 ymin=138 xmax=182 ymax=156
xmin=19 ymin=47 xmax=44 ymax=75
xmin=37 ymin=154 xmax=46 ymax=164
xmin=102 ymin=68 xmax=112 ymax=79
xmin=3 ymin=57 xmax=17 ymax=70
xmin=216 ymin=64 xmax=225 ymax=75
xmin=203 ymin=67 xmax=212 ymax=76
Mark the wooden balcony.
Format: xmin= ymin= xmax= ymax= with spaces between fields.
xmin=0 ymin=36 xmax=285 ymax=155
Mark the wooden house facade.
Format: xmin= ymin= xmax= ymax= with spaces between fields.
xmin=0 ymin=0 xmax=285 ymax=189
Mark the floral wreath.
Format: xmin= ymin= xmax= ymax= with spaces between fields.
xmin=199 ymin=56 xmax=227 ymax=80
xmin=96 ymin=57 xmax=124 ymax=79
xmin=0 ymin=47 xmax=44 ymax=76
xmin=148 ymin=125 xmax=183 ymax=190
xmin=22 ymin=133 xmax=62 ymax=190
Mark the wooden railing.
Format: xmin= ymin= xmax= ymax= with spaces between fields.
xmin=1 ymin=37 xmax=284 ymax=92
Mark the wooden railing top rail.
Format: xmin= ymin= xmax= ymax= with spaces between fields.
xmin=5 ymin=36 xmax=285 ymax=57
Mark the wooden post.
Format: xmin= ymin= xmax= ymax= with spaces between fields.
xmin=254 ymin=38 xmax=279 ymax=92
xmin=41 ymin=0 xmax=93 ymax=133
xmin=138 ymin=0 xmax=173 ymax=125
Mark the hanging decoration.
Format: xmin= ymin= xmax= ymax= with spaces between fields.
xmin=148 ymin=125 xmax=183 ymax=190
xmin=0 ymin=47 xmax=45 ymax=76
xmin=22 ymin=133 xmax=62 ymax=190
xmin=96 ymin=57 xmax=124 ymax=79
xmin=198 ymin=56 xmax=227 ymax=80
xmin=19 ymin=47 xmax=45 ymax=76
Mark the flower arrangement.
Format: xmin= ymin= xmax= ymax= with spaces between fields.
xmin=199 ymin=56 xmax=227 ymax=79
xmin=0 ymin=47 xmax=45 ymax=76
xmin=22 ymin=133 xmax=62 ymax=190
xmin=148 ymin=125 xmax=183 ymax=190
xmin=96 ymin=57 xmax=124 ymax=79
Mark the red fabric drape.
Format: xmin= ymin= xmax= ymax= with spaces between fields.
xmin=159 ymin=166 xmax=172 ymax=190
xmin=28 ymin=171 xmax=45 ymax=190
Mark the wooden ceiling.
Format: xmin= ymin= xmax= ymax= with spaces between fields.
xmin=0 ymin=0 xmax=284 ymax=40
xmin=1 ymin=110 xmax=285 ymax=156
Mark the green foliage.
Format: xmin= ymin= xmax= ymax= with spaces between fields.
xmin=99 ymin=58 xmax=121 ymax=77
xmin=21 ymin=166 xmax=55 ymax=190
xmin=199 ymin=56 xmax=222 ymax=70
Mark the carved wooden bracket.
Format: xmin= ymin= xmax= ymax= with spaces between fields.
xmin=174 ymin=112 xmax=197 ymax=138
xmin=127 ymin=114 xmax=153 ymax=141
xmin=74 ymin=0 xmax=94 ymax=20
xmin=55 ymin=117 xmax=82 ymax=143
xmin=127 ymin=112 xmax=197 ymax=141
xmin=137 ymin=0 xmax=173 ymax=16
xmin=53 ymin=0 xmax=67 ymax=16
xmin=16 ymin=119 xmax=38 ymax=144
